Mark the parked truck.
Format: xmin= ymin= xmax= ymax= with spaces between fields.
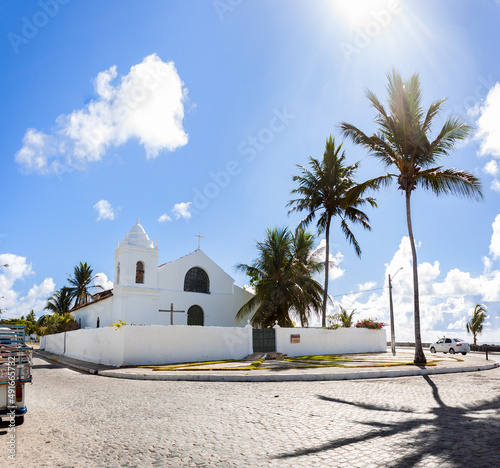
xmin=0 ymin=325 xmax=33 ymax=424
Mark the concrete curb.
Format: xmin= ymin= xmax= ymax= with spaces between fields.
xmin=35 ymin=349 xmax=499 ymax=382
xmin=34 ymin=350 xmax=103 ymax=375
xmin=97 ymin=359 xmax=499 ymax=382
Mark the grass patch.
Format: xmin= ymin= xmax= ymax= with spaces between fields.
xmin=147 ymin=359 xmax=264 ymax=372
xmin=141 ymin=359 xmax=239 ymax=371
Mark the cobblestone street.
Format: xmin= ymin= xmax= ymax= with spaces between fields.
xmin=2 ymin=356 xmax=500 ymax=467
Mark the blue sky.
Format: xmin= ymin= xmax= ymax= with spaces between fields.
xmin=1 ymin=0 xmax=500 ymax=343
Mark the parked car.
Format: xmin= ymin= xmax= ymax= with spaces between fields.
xmin=429 ymin=337 xmax=470 ymax=355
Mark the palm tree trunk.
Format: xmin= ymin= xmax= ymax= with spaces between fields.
xmin=322 ymin=218 xmax=331 ymax=327
xmin=405 ymin=191 xmax=426 ymax=364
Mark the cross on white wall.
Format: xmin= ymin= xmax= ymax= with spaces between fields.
xmin=159 ymin=303 xmax=185 ymax=325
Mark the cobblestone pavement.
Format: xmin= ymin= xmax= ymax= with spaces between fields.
xmin=1 ymin=356 xmax=499 ymax=467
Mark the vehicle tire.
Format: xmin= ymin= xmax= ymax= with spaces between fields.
xmin=430 ymin=347 xmax=436 ymax=353
xmin=449 ymin=348 xmax=456 ymax=354
xmin=462 ymin=352 xmax=467 ymax=355
xmin=15 ymin=416 xmax=24 ymax=425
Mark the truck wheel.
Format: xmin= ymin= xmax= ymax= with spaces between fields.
xmin=15 ymin=416 xmax=24 ymax=425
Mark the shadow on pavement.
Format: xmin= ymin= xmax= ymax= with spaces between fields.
xmin=275 ymin=374 xmax=500 ymax=466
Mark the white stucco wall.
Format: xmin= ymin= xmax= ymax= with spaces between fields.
xmin=64 ymin=327 xmax=125 ymax=366
xmin=43 ymin=325 xmax=253 ymax=367
xmin=72 ymin=297 xmax=114 ymax=329
xmin=41 ymin=332 xmax=65 ymax=354
xmin=275 ymin=327 xmax=387 ymax=356
xmin=121 ymin=325 xmax=252 ymax=366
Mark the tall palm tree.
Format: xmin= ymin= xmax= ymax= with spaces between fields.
xmin=67 ymin=262 xmax=102 ymax=308
xmin=236 ymin=227 xmax=324 ymax=327
xmin=466 ymin=304 xmax=487 ymax=346
xmin=339 ymin=70 xmax=483 ymax=364
xmin=288 ymin=136 xmax=376 ymax=327
xmin=44 ymin=287 xmax=73 ymax=315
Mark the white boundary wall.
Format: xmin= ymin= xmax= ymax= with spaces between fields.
xmin=41 ymin=326 xmax=386 ymax=367
xmin=275 ymin=327 xmax=386 ymax=356
xmin=42 ymin=325 xmax=252 ymax=367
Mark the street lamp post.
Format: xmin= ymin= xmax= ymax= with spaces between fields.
xmin=388 ymin=267 xmax=403 ymax=356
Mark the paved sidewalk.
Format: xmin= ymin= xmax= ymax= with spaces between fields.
xmin=35 ymin=348 xmax=499 ymax=381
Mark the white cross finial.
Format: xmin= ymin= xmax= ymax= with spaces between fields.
xmin=195 ymin=232 xmax=205 ymax=250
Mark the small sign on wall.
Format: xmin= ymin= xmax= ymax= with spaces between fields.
xmin=290 ymin=334 xmax=300 ymax=344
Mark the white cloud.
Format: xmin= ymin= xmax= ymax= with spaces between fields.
xmin=312 ymin=239 xmax=345 ymax=280
xmin=476 ymin=82 xmax=500 ymax=158
xmin=16 ymin=54 xmax=189 ymax=174
xmin=359 ymin=281 xmax=377 ymax=292
xmin=94 ymin=272 xmax=113 ymax=291
xmin=490 ymin=214 xmax=500 ymax=259
xmin=484 ymin=160 xmax=499 ymax=176
xmin=172 ymin=202 xmax=192 ymax=220
xmin=0 ymin=253 xmax=55 ymax=319
xmin=93 ymin=199 xmax=116 ymax=221
xmin=491 ymin=179 xmax=500 ymax=193
xmin=337 ymin=221 xmax=500 ymax=343
xmin=158 ymin=213 xmax=172 ymax=223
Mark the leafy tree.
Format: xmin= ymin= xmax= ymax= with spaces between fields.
xmin=236 ymin=227 xmax=324 ymax=328
xmin=466 ymin=304 xmax=487 ymax=346
xmin=67 ymin=262 xmax=102 ymax=308
xmin=35 ymin=312 xmax=78 ymax=335
xmin=0 ymin=317 xmax=36 ymax=336
xmin=335 ymin=306 xmax=355 ymax=328
xmin=288 ymin=136 xmax=376 ymax=327
xmin=26 ymin=310 xmax=36 ymax=323
xmin=339 ymin=70 xmax=482 ymax=364
xmin=45 ymin=287 xmax=73 ymax=314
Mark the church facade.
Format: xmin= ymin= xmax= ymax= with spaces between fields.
xmin=72 ymin=220 xmax=254 ymax=329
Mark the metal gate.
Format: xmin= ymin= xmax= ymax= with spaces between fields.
xmin=252 ymin=328 xmax=276 ymax=352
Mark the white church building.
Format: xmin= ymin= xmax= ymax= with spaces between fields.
xmin=72 ymin=220 xmax=254 ymax=329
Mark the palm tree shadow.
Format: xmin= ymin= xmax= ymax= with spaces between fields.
xmin=275 ymin=375 xmax=500 ymax=466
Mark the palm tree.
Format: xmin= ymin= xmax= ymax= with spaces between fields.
xmin=44 ymin=287 xmax=73 ymax=314
xmin=339 ymin=70 xmax=483 ymax=364
xmin=466 ymin=304 xmax=487 ymax=346
xmin=67 ymin=262 xmax=102 ymax=308
xmin=335 ymin=306 xmax=355 ymax=328
xmin=236 ymin=227 xmax=324 ymax=327
xmin=288 ymin=136 xmax=376 ymax=327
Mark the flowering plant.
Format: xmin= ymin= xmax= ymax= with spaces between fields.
xmin=355 ymin=318 xmax=385 ymax=330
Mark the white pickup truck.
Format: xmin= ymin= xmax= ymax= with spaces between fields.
xmin=0 ymin=325 xmax=33 ymax=424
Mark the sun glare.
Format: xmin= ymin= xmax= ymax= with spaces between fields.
xmin=331 ymin=0 xmax=401 ymax=29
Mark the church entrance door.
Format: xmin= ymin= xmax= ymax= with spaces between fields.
xmin=187 ymin=305 xmax=204 ymax=326
xmin=252 ymin=329 xmax=276 ymax=352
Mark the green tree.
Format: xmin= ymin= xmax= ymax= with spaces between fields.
xmin=25 ymin=310 xmax=37 ymax=335
xmin=335 ymin=306 xmax=355 ymax=328
xmin=340 ymin=70 xmax=483 ymax=364
xmin=44 ymin=287 xmax=73 ymax=314
xmin=288 ymin=136 xmax=376 ymax=327
xmin=466 ymin=304 xmax=487 ymax=346
xmin=236 ymin=227 xmax=324 ymax=328
xmin=67 ymin=262 xmax=102 ymax=308
xmin=35 ymin=312 xmax=78 ymax=335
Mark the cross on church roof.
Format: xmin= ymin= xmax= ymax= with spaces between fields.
xmin=195 ymin=232 xmax=204 ymax=250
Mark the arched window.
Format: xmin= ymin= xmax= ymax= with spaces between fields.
xmin=184 ymin=267 xmax=209 ymax=293
xmin=187 ymin=305 xmax=204 ymax=326
xmin=136 ymin=261 xmax=145 ymax=284
xmin=116 ymin=263 xmax=120 ymax=285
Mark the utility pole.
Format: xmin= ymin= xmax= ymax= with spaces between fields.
xmin=388 ymin=267 xmax=402 ymax=356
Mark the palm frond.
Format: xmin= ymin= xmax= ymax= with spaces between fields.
xmin=416 ymin=167 xmax=483 ymax=199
